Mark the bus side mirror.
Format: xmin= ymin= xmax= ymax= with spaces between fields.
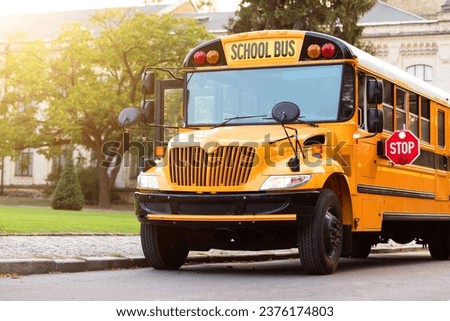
xmin=118 ymin=107 xmax=141 ymax=128
xmin=142 ymin=72 xmax=155 ymax=96
xmin=367 ymin=79 xmax=383 ymax=105
xmin=367 ymin=108 xmax=384 ymax=133
xmin=141 ymin=100 xmax=155 ymax=124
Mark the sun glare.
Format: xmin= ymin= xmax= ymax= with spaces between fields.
xmin=0 ymin=0 xmax=240 ymax=16
xmin=0 ymin=0 xmax=146 ymax=15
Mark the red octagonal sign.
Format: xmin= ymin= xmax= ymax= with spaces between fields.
xmin=385 ymin=130 xmax=420 ymax=165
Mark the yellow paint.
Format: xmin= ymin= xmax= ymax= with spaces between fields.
xmin=147 ymin=214 xmax=297 ymax=222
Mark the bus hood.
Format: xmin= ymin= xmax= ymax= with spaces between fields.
xmin=170 ymin=125 xmax=329 ymax=154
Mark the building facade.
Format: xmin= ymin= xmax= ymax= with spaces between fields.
xmin=360 ymin=0 xmax=450 ymax=94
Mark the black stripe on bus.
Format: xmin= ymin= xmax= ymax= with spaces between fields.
xmin=357 ymin=184 xmax=435 ymax=200
xmin=384 ymin=212 xmax=450 ymax=222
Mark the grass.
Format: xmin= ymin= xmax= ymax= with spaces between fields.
xmin=0 ymin=197 xmax=139 ymax=235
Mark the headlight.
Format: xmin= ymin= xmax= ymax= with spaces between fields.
xmin=260 ymin=174 xmax=311 ymax=191
xmin=137 ymin=173 xmax=160 ymax=190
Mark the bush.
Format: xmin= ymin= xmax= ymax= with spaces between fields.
xmin=51 ymin=151 xmax=85 ymax=211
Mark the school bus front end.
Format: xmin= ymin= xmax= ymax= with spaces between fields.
xmin=129 ymin=30 xmax=366 ymax=275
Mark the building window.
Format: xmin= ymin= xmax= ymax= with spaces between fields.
xmin=15 ymin=149 xmax=33 ymax=177
xmin=406 ymin=65 xmax=432 ymax=82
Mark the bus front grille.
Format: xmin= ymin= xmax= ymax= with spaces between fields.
xmin=169 ymin=146 xmax=255 ymax=187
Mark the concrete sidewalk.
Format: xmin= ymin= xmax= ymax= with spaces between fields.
xmin=0 ymin=235 xmax=426 ymax=276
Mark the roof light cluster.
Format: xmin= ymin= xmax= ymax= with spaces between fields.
xmin=306 ymin=43 xmax=336 ymax=60
xmin=193 ymin=49 xmax=220 ymax=66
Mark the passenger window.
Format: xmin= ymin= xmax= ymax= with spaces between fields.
xmin=438 ymin=110 xmax=445 ymax=147
xmin=382 ymin=80 xmax=394 ymax=132
xmin=409 ymin=92 xmax=419 ymax=137
xmin=395 ymin=88 xmax=406 ymax=130
xmin=421 ymin=97 xmax=430 ymax=143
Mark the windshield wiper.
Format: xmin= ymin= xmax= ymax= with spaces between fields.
xmin=296 ymin=118 xmax=318 ymax=127
xmin=212 ymin=114 xmax=267 ymax=128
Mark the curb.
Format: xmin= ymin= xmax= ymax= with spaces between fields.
xmin=0 ymin=247 xmax=427 ymax=276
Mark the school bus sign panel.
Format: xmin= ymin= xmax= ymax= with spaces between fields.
xmin=385 ymin=130 xmax=420 ymax=165
xmin=223 ymin=36 xmax=303 ymax=67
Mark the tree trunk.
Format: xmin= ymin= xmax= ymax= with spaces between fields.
xmin=95 ymin=142 xmax=123 ymax=208
xmin=97 ymin=165 xmax=112 ymax=208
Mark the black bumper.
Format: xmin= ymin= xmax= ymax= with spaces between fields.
xmin=135 ymin=191 xmax=319 ymax=226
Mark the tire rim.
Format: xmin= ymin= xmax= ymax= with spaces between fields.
xmin=324 ymin=210 xmax=343 ymax=258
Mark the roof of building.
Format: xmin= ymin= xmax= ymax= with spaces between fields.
xmin=0 ymin=0 xmax=431 ymax=43
xmin=359 ymin=0 xmax=427 ymax=24
xmin=178 ymin=12 xmax=235 ymax=34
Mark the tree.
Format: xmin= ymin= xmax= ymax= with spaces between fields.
xmin=51 ymin=148 xmax=85 ymax=211
xmin=44 ymin=9 xmax=213 ymax=208
xmin=227 ymin=0 xmax=376 ymax=46
xmin=0 ymin=38 xmax=50 ymax=160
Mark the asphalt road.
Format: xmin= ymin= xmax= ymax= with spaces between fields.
xmin=1 ymin=251 xmax=449 ymax=301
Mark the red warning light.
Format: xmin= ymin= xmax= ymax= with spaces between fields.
xmin=321 ymin=43 xmax=336 ymax=59
xmin=193 ymin=51 xmax=206 ymax=65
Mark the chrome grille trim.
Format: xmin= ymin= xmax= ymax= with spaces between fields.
xmin=169 ymin=146 xmax=255 ymax=187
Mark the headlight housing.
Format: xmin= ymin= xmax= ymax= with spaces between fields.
xmin=137 ymin=173 xmax=160 ymax=190
xmin=260 ymin=174 xmax=311 ymax=191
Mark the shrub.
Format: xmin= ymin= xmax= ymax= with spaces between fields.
xmin=51 ymin=150 xmax=85 ymax=211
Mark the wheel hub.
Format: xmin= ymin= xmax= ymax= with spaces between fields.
xmin=324 ymin=211 xmax=343 ymax=256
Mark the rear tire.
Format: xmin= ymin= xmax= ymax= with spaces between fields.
xmin=141 ymin=224 xmax=189 ymax=269
xmin=298 ymin=189 xmax=343 ymax=275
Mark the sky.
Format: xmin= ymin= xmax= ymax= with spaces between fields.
xmin=0 ymin=0 xmax=240 ymax=16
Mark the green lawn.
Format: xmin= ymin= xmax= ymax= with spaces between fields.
xmin=0 ymin=206 xmax=139 ymax=235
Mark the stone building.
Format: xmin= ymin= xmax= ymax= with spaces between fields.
xmin=360 ymin=0 xmax=450 ymax=93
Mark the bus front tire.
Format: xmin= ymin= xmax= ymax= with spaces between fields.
xmin=298 ymin=189 xmax=343 ymax=275
xmin=141 ymin=223 xmax=189 ymax=270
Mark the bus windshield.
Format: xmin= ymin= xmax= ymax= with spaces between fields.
xmin=186 ymin=64 xmax=353 ymax=126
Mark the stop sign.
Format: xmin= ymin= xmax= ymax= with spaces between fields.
xmin=385 ymin=130 xmax=420 ymax=165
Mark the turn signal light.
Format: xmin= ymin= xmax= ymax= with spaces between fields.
xmin=155 ymin=145 xmax=166 ymax=157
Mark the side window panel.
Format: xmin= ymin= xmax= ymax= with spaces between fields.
xmin=382 ymin=80 xmax=394 ymax=132
xmin=438 ymin=110 xmax=445 ymax=148
xmin=395 ymin=88 xmax=406 ymax=130
xmin=421 ymin=97 xmax=430 ymax=143
xmin=409 ymin=92 xmax=419 ymax=137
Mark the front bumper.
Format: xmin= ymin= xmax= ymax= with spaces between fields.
xmin=135 ymin=191 xmax=319 ymax=227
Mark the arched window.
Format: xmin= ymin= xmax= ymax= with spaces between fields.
xmin=406 ymin=64 xmax=433 ymax=82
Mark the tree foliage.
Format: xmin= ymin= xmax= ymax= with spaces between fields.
xmin=1 ymin=9 xmax=213 ymax=207
xmin=0 ymin=39 xmax=50 ymax=159
xmin=228 ymin=0 xmax=376 ymax=46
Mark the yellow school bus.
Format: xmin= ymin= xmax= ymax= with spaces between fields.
xmin=119 ymin=30 xmax=450 ymax=275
